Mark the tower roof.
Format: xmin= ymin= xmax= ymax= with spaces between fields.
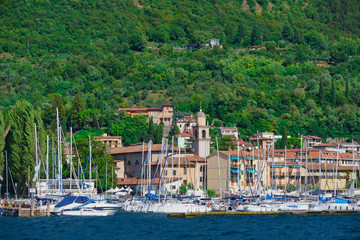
xmin=196 ymin=107 xmax=206 ymax=119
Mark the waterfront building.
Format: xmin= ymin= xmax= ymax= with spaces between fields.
xmin=192 ymin=108 xmax=210 ymax=158
xmin=219 ymin=127 xmax=238 ymax=140
xmin=206 ymin=149 xmax=283 ymax=195
xmin=176 ymin=116 xmax=196 ymax=133
xmin=117 ymin=104 xmax=173 ymax=136
xmin=302 ymin=135 xmax=323 ymax=148
xmin=174 ymin=132 xmax=192 ymax=149
xmin=150 ymin=154 xmax=206 ymax=190
xmin=107 ymin=144 xmax=171 ymax=179
xmin=93 ymin=133 xmax=122 ymax=149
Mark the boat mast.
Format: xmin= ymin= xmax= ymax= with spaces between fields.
xmin=204 ymin=143 xmax=207 ymax=197
xmin=305 ymin=141 xmax=308 ymax=192
xmin=46 ymin=135 xmax=49 ymax=194
xmin=35 ymin=123 xmax=38 ymax=187
xmin=5 ymin=151 xmax=9 ymax=200
xmin=177 ymin=144 xmax=180 ymax=195
xmin=285 ymin=145 xmax=287 ymax=192
xmin=56 ymin=108 xmax=61 ymax=194
xmin=272 ymin=137 xmax=275 ymax=191
xmin=216 ymin=137 xmax=222 ymax=198
xmin=89 ymin=136 xmax=92 ymax=195
xmin=352 ymin=139 xmax=356 ymax=190
xmin=171 ymin=137 xmax=174 ymax=194
xmin=300 ymin=134 xmax=303 ymax=192
xmin=237 ymin=142 xmax=241 ymax=196
xmin=70 ymin=127 xmax=73 ymax=193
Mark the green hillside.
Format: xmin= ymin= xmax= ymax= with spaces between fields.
xmin=0 ymin=0 xmax=360 ymax=140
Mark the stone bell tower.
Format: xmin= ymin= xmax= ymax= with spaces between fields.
xmin=192 ymin=107 xmax=210 ymax=158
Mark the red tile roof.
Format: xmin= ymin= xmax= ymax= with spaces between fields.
xmin=108 ymin=144 xmax=179 ymax=155
xmin=150 ymin=155 xmax=205 ymax=166
xmin=117 ymin=177 xmax=180 ymax=185
xmin=174 ymin=132 xmax=192 ymax=137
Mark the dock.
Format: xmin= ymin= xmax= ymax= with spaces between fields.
xmin=0 ymin=200 xmax=51 ymax=217
xmin=167 ymin=210 xmax=360 ymax=218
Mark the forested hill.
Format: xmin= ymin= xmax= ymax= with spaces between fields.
xmin=0 ymin=0 xmax=360 ymax=140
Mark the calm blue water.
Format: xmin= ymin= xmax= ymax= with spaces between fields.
xmin=1 ymin=213 xmax=360 ymax=240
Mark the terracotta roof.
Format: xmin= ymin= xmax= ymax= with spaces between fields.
xmin=303 ymin=135 xmax=323 ymax=140
xmin=177 ymin=117 xmax=196 ymax=123
xmin=268 ymin=161 xmax=300 ymax=166
xmin=250 ymin=137 xmax=273 ymax=141
xmin=117 ymin=177 xmax=180 ymax=185
xmin=313 ymin=144 xmax=337 ymax=147
xmin=116 ymin=104 xmax=173 ymax=113
xmin=94 ymin=136 xmax=122 ymax=139
xmin=219 ymin=150 xmax=283 ymax=159
xmin=234 ymin=140 xmax=253 ymax=146
xmin=107 ymin=144 xmax=179 ymax=155
xmin=339 ymin=153 xmax=360 ymax=160
xmin=220 ymin=127 xmax=237 ymax=130
xmin=300 ymin=162 xmax=355 ymax=171
xmin=174 ymin=132 xmax=192 ymax=138
xmin=150 ymin=155 xmax=205 ymax=166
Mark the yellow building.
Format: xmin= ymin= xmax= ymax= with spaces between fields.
xmin=94 ymin=133 xmax=122 ymax=149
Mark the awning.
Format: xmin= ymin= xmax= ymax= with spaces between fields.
xmin=246 ymin=157 xmax=255 ymax=160
xmin=231 ymin=168 xmax=243 ymax=173
xmin=270 ymin=165 xmax=284 ymax=168
xmin=246 ymin=169 xmax=258 ymax=173
xmin=290 ymin=165 xmax=301 ymax=168
xmin=231 ymin=157 xmax=241 ymax=160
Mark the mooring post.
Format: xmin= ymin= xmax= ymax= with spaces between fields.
xmin=18 ymin=202 xmax=22 ymax=217
xmin=30 ymin=198 xmax=35 ymax=217
xmin=46 ymin=201 xmax=50 ymax=216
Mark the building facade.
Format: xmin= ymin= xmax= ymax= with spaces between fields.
xmin=93 ymin=134 xmax=122 ymax=149
xmin=117 ymin=104 xmax=173 ymax=136
xmin=192 ymin=108 xmax=210 ymax=158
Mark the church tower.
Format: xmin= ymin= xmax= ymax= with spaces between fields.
xmin=192 ymin=107 xmax=210 ymax=158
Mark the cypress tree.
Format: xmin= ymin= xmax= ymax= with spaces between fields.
xmin=71 ymin=94 xmax=84 ymax=130
xmin=5 ymin=100 xmax=45 ymax=194
xmin=234 ymin=22 xmax=246 ymax=45
xmin=346 ymin=78 xmax=350 ymax=99
xmin=331 ymin=77 xmax=336 ymax=105
xmin=319 ymin=79 xmax=325 ymax=104
xmin=99 ymin=95 xmax=104 ymax=115
xmin=281 ymin=127 xmax=288 ymax=149
xmin=282 ymin=21 xmax=294 ymax=42
xmin=148 ymin=117 xmax=155 ymax=142
xmin=251 ymin=24 xmax=262 ymax=45
xmin=154 ymin=122 xmax=164 ymax=144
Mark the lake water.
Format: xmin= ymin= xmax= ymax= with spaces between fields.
xmin=1 ymin=212 xmax=360 ymax=240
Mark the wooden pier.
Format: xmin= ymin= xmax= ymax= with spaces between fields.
xmin=1 ymin=200 xmax=51 ymax=217
xmin=167 ymin=210 xmax=360 ymax=218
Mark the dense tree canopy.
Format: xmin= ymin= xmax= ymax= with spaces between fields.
xmin=1 ymin=0 xmax=360 ymax=188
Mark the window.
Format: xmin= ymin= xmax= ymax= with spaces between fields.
xmin=127 ymin=161 xmax=131 ymax=166
xmin=173 ymin=170 xmax=176 ymax=176
xmin=200 ymin=177 xmax=203 ymax=182
xmin=202 ymin=130 xmax=206 ymax=138
xmin=164 ymin=170 xmax=168 ymax=176
xmin=184 ymin=168 xmax=187 ymax=174
xmin=135 ymin=160 xmax=139 ymax=165
xmin=194 ymin=130 xmax=198 ymax=139
xmin=171 ymin=186 xmax=176 ymax=189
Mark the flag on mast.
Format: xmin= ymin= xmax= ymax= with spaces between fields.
xmin=32 ymin=162 xmax=41 ymax=182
